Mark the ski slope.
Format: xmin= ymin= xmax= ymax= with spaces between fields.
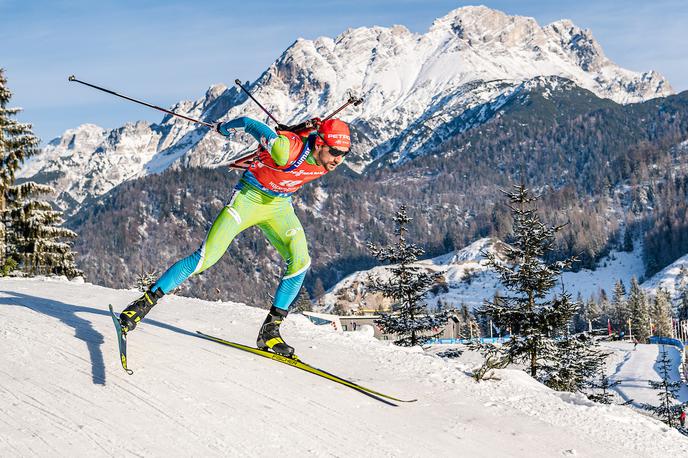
xmin=604 ymin=342 xmax=688 ymax=406
xmin=1 ymin=278 xmax=687 ymax=457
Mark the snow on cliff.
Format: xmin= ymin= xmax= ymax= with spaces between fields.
xmin=20 ymin=6 xmax=673 ymax=211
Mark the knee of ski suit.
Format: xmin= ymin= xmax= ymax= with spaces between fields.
xmin=264 ymin=215 xmax=311 ymax=312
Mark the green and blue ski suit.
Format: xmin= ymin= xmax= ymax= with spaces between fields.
xmin=150 ymin=117 xmax=332 ymax=311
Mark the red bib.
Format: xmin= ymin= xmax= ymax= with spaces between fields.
xmin=247 ymin=131 xmax=327 ymax=194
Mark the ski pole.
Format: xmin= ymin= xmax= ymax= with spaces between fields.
xmin=322 ymin=93 xmax=364 ymax=121
xmin=234 ymin=79 xmax=281 ymax=125
xmin=68 ymin=75 xmax=214 ymax=128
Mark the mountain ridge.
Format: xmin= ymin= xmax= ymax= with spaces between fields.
xmin=19 ymin=6 xmax=672 ymax=213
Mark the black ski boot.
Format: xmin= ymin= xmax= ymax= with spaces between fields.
xmin=256 ymin=306 xmax=295 ymax=357
xmin=119 ymin=288 xmax=164 ymax=333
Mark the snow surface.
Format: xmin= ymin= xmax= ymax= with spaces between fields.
xmin=643 ymin=254 xmax=688 ymax=303
xmin=603 ymin=342 xmax=688 ymax=407
xmin=1 ymin=277 xmax=687 ymax=457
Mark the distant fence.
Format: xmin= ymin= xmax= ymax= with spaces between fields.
xmin=649 ymin=336 xmax=688 ymax=385
xmin=428 ymin=337 xmax=510 ymax=345
xmin=649 ymin=336 xmax=684 ymax=350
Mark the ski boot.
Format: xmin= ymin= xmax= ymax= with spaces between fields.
xmin=256 ymin=306 xmax=295 ymax=358
xmin=119 ymin=288 xmax=164 ymax=333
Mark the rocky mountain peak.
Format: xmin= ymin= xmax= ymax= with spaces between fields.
xmin=22 ymin=6 xmax=675 ymax=212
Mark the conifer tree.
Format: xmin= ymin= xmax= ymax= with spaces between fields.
xmin=291 ymin=288 xmax=314 ymax=314
xmin=678 ymin=286 xmax=688 ymax=322
xmin=0 ymin=68 xmax=39 ymax=269
xmin=459 ymin=303 xmax=480 ymax=339
xmin=540 ymin=333 xmax=608 ymax=392
xmin=367 ymin=205 xmax=448 ymax=347
xmin=572 ymin=292 xmax=588 ymax=333
xmin=586 ymin=370 xmax=622 ymax=405
xmin=4 ymin=182 xmax=81 ymax=278
xmin=312 ymin=277 xmax=327 ymax=304
xmin=476 ymin=185 xmax=578 ymax=378
xmin=641 ymin=347 xmax=682 ymax=427
xmin=611 ymin=280 xmax=628 ymax=334
xmin=651 ymin=289 xmax=673 ymax=338
xmin=628 ymin=277 xmax=650 ymax=342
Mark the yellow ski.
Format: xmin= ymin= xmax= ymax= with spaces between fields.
xmin=196 ymin=331 xmax=416 ymax=406
xmin=109 ymin=304 xmax=133 ymax=375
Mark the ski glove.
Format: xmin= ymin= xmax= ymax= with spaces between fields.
xmin=211 ymin=122 xmax=236 ymax=138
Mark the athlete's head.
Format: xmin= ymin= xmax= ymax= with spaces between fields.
xmin=312 ymin=118 xmax=351 ymax=171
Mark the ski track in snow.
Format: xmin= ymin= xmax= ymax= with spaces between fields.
xmin=1 ymin=277 xmax=687 ymax=457
xmin=605 ymin=342 xmax=688 ymax=407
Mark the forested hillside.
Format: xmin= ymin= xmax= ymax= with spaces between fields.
xmin=68 ymin=83 xmax=688 ymax=306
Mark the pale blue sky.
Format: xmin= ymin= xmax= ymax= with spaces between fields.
xmin=1 ymin=0 xmax=686 ymax=144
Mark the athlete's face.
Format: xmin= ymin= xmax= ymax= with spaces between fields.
xmin=315 ymin=145 xmax=346 ymax=171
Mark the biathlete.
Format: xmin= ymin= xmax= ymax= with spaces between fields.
xmin=118 ymin=116 xmax=351 ymax=357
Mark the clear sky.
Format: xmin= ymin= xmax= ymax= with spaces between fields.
xmin=2 ymin=0 xmax=686 ymax=144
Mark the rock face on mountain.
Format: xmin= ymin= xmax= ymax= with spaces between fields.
xmin=20 ymin=6 xmax=672 ymax=213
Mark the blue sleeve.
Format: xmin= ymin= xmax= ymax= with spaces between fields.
xmin=219 ymin=117 xmax=277 ymax=142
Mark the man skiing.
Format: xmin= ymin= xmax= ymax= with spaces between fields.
xmin=118 ymin=115 xmax=351 ymax=357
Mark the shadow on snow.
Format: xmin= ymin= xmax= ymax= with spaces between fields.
xmin=0 ymin=290 xmax=198 ymax=387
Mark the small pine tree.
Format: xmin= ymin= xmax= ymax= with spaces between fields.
xmin=641 ymin=347 xmax=682 ymax=427
xmin=572 ymin=292 xmax=588 ymax=333
xmin=651 ymin=289 xmax=673 ymax=338
xmin=611 ymin=279 xmax=628 ymax=334
xmin=623 ymin=227 xmax=634 ymax=252
xmin=459 ymin=303 xmax=480 ymax=339
xmin=291 ymin=288 xmax=314 ymax=314
xmin=678 ymin=286 xmax=688 ymax=321
xmin=367 ymin=205 xmax=448 ymax=347
xmin=312 ymin=277 xmax=327 ymax=304
xmin=586 ymin=370 xmax=622 ymax=405
xmin=476 ymin=185 xmax=578 ymax=378
xmin=628 ymin=277 xmax=650 ymax=342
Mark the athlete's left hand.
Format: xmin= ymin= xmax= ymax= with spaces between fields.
xmin=210 ymin=122 xmax=236 ymax=138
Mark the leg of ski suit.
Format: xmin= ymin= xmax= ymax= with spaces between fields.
xmin=151 ymin=183 xmax=310 ymax=312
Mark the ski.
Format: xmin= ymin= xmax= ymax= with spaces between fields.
xmin=108 ymin=304 xmax=133 ymax=375
xmin=196 ymin=331 xmax=416 ymax=406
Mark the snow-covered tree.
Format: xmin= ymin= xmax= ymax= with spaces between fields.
xmin=0 ymin=68 xmax=39 ymax=269
xmin=651 ymin=289 xmax=673 ymax=338
xmin=4 ymin=182 xmax=81 ymax=278
xmin=641 ymin=347 xmax=682 ymax=427
xmin=539 ymin=333 xmax=608 ymax=392
xmin=476 ymin=185 xmax=578 ymax=378
xmin=677 ymin=285 xmax=688 ymax=321
xmin=367 ymin=205 xmax=448 ymax=347
xmin=628 ymin=277 xmax=650 ymax=342
xmin=611 ymin=279 xmax=628 ymax=334
xmin=586 ymin=370 xmax=622 ymax=405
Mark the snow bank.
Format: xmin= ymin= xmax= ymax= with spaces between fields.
xmin=1 ymin=278 xmax=686 ymax=457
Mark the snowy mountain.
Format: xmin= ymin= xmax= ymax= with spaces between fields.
xmin=1 ymin=277 xmax=687 ymax=456
xmin=320 ymin=237 xmax=659 ymax=313
xmin=20 ymin=5 xmax=672 ymax=212
xmin=643 ymin=253 xmax=688 ymax=302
